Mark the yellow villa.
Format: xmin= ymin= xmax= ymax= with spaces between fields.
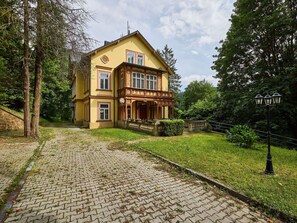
xmin=70 ymin=31 xmax=174 ymax=129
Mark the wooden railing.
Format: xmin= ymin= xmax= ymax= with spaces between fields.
xmin=118 ymin=87 xmax=174 ymax=99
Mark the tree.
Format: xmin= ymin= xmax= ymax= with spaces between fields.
xmin=184 ymin=98 xmax=217 ymax=120
xmin=31 ymin=0 xmax=45 ymax=137
xmin=183 ymin=80 xmax=217 ymax=110
xmin=23 ymin=0 xmax=31 ymax=137
xmin=213 ymin=0 xmax=297 ymax=137
xmin=157 ymin=45 xmax=181 ymax=94
xmin=29 ymin=0 xmax=92 ymax=138
xmin=0 ymin=0 xmax=23 ymax=110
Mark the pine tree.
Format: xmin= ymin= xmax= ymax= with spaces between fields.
xmin=157 ymin=45 xmax=181 ymax=94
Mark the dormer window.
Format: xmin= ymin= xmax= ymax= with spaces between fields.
xmin=126 ymin=50 xmax=144 ymax=65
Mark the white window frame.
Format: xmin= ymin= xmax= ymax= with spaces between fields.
xmin=126 ymin=50 xmax=144 ymax=65
xmin=98 ymin=71 xmax=110 ymax=90
xmin=137 ymin=54 xmax=144 ymax=65
xmin=132 ymin=72 xmax=145 ymax=89
xmin=127 ymin=51 xmax=134 ymax=64
xmin=98 ymin=103 xmax=109 ymax=120
xmin=146 ymin=74 xmax=157 ymax=90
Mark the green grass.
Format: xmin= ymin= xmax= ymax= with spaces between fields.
xmin=133 ymin=132 xmax=297 ymax=219
xmin=89 ymin=128 xmax=152 ymax=141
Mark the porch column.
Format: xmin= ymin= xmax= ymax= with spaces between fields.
xmin=125 ymin=103 xmax=127 ymax=120
xmin=130 ymin=103 xmax=133 ymax=120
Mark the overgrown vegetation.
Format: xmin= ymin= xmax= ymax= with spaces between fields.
xmin=160 ymin=120 xmax=184 ymax=136
xmin=226 ymin=125 xmax=259 ymax=148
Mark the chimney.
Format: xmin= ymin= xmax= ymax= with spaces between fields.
xmin=127 ymin=21 xmax=130 ymax=35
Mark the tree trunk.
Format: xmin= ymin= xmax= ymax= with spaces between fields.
xmin=31 ymin=0 xmax=44 ymax=138
xmin=23 ymin=0 xmax=31 ymax=137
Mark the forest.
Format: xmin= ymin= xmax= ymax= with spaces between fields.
xmin=0 ymin=0 xmax=297 ymax=138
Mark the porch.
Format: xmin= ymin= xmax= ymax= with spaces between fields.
xmin=118 ymin=99 xmax=174 ymax=121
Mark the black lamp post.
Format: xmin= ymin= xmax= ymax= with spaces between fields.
xmin=255 ymin=92 xmax=281 ymax=175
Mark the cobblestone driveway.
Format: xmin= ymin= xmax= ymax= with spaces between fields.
xmin=0 ymin=142 xmax=37 ymax=196
xmin=5 ymin=128 xmax=275 ymax=223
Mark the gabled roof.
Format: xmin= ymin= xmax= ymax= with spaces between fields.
xmin=87 ymin=31 xmax=174 ymax=75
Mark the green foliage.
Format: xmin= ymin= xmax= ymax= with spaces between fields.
xmin=184 ymin=97 xmax=217 ymax=120
xmin=183 ymin=80 xmax=217 ymax=110
xmin=134 ymin=133 xmax=297 ymax=219
xmin=226 ymin=125 xmax=259 ymax=148
xmin=0 ymin=0 xmax=23 ymax=110
xmin=182 ymin=80 xmax=218 ymax=120
xmin=41 ymin=56 xmax=71 ymax=120
xmin=212 ymin=0 xmax=297 ymax=138
xmin=160 ymin=119 xmax=184 ymax=136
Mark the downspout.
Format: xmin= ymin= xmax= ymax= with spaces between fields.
xmin=88 ymin=57 xmax=91 ymax=128
xmin=113 ymin=69 xmax=116 ymax=127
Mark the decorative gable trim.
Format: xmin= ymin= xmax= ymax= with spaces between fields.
xmin=87 ymin=31 xmax=173 ymax=75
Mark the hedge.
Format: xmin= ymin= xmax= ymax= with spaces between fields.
xmin=160 ymin=119 xmax=184 ymax=136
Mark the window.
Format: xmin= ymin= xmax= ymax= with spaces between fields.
xmin=99 ymin=103 xmax=109 ymax=120
xmin=137 ymin=55 xmax=143 ymax=65
xmin=132 ymin=72 xmax=145 ymax=89
xmin=126 ymin=50 xmax=144 ymax=65
xmin=127 ymin=51 xmax=134 ymax=63
xmin=146 ymin=75 xmax=157 ymax=90
xmin=98 ymin=72 xmax=110 ymax=90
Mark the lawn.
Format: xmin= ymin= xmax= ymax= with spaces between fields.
xmin=131 ymin=132 xmax=297 ymax=219
xmin=89 ymin=128 xmax=152 ymax=141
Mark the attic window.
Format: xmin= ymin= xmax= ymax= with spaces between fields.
xmin=126 ymin=50 xmax=144 ymax=65
xmin=127 ymin=51 xmax=134 ymax=63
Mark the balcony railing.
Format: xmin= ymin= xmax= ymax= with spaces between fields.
xmin=118 ymin=87 xmax=174 ymax=99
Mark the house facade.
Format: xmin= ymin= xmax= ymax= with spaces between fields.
xmin=70 ymin=31 xmax=174 ymax=129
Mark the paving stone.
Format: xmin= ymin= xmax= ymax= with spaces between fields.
xmin=0 ymin=142 xmax=37 ymax=196
xmin=4 ymin=128 xmax=276 ymax=223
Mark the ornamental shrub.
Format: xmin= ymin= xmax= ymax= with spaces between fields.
xmin=226 ymin=125 xmax=259 ymax=148
xmin=160 ymin=119 xmax=184 ymax=136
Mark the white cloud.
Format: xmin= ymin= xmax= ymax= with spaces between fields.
xmin=181 ymin=74 xmax=218 ymax=89
xmin=158 ymin=0 xmax=234 ymax=46
xmin=191 ymin=50 xmax=199 ymax=55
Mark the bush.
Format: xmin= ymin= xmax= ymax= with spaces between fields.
xmin=160 ymin=119 xmax=184 ymax=136
xmin=226 ymin=125 xmax=259 ymax=148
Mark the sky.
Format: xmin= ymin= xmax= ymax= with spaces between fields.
xmin=84 ymin=0 xmax=236 ymax=90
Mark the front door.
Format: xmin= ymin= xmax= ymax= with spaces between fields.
xmin=139 ymin=104 xmax=147 ymax=120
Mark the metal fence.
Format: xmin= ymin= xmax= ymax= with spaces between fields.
xmin=208 ymin=120 xmax=297 ymax=150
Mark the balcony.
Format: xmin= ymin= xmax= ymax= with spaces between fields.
xmin=118 ymin=87 xmax=174 ymax=100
